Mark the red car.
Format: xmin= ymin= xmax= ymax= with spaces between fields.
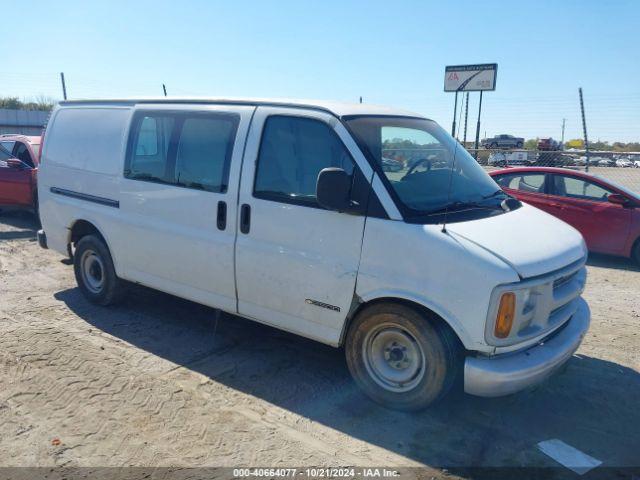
xmin=0 ymin=134 xmax=41 ymax=213
xmin=489 ymin=167 xmax=640 ymax=264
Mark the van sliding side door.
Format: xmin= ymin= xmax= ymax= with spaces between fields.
xmin=234 ymin=107 xmax=375 ymax=345
xmin=119 ymin=105 xmax=255 ymax=312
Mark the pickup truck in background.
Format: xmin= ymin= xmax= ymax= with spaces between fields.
xmin=482 ymin=134 xmax=525 ymax=149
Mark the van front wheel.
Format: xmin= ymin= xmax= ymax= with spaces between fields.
xmin=345 ymin=303 xmax=461 ymax=411
xmin=73 ymin=235 xmax=124 ymax=306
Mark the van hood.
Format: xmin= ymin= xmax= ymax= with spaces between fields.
xmin=446 ymin=203 xmax=587 ymax=278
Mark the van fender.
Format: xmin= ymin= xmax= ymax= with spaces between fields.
xmin=351 ymin=288 xmax=482 ymax=351
xmin=66 ymin=216 xmax=122 ymax=277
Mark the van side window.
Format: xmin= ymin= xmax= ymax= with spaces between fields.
xmin=128 ymin=115 xmax=175 ymax=182
xmin=135 ymin=117 xmax=160 ymax=156
xmin=126 ymin=112 xmax=239 ymax=193
xmin=254 ymin=115 xmax=354 ymax=206
xmin=175 ymin=116 xmax=237 ymax=193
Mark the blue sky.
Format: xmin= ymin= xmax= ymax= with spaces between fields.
xmin=4 ymin=0 xmax=639 ymax=142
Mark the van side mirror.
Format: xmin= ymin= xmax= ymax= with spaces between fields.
xmin=6 ymin=158 xmax=29 ymax=170
xmin=607 ymin=193 xmax=629 ymax=206
xmin=316 ymin=168 xmax=351 ymax=212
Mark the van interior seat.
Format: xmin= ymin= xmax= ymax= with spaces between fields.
xmin=518 ymin=177 xmax=542 ymax=193
xmin=175 ymin=119 xmax=232 ymax=187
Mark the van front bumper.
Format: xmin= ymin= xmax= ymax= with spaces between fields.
xmin=464 ymin=298 xmax=590 ymax=397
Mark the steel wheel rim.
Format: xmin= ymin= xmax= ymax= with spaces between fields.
xmin=80 ymin=249 xmax=105 ymax=294
xmin=363 ymin=323 xmax=426 ymax=393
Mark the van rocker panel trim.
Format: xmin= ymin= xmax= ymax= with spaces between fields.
xmin=50 ymin=187 xmax=120 ymax=208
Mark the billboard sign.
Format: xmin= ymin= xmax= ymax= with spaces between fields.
xmin=444 ymin=64 xmax=497 ymax=92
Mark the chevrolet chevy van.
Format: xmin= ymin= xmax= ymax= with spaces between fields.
xmin=37 ymin=98 xmax=590 ymax=410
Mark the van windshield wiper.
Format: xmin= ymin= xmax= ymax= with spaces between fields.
xmin=482 ymin=189 xmax=507 ymax=200
xmin=426 ymin=199 xmax=504 ymax=216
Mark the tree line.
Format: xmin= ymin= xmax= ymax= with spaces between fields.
xmin=0 ymin=96 xmax=56 ymax=111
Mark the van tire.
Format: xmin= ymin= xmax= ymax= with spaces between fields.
xmin=345 ymin=303 xmax=461 ymax=411
xmin=73 ymin=235 xmax=125 ymax=306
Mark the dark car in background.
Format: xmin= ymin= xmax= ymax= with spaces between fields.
xmin=0 ymin=134 xmax=41 ymax=214
xmin=482 ymin=134 xmax=524 ymax=149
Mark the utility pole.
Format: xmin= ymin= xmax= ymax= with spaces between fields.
xmin=162 ymin=84 xmax=167 ymax=97
xmin=579 ymin=88 xmax=589 ymax=172
xmin=60 ymin=72 xmax=67 ymax=100
xmin=463 ymin=92 xmax=469 ymax=146
xmin=561 ymin=118 xmax=566 ymax=145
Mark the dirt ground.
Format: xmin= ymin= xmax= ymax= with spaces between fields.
xmin=0 ymin=211 xmax=638 ymax=477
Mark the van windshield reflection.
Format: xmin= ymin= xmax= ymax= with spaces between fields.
xmin=344 ymin=116 xmax=506 ymax=217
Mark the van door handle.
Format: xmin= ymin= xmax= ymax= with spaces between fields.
xmin=217 ymin=201 xmax=227 ymax=230
xmin=240 ymin=204 xmax=251 ymax=234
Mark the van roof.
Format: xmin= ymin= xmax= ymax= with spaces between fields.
xmin=58 ymin=97 xmax=428 ymax=120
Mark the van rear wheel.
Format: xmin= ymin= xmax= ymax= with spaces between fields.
xmin=73 ymin=235 xmax=125 ymax=305
xmin=345 ymin=303 xmax=461 ymax=411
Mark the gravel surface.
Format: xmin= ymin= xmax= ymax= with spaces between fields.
xmin=0 ymin=211 xmax=638 ymax=476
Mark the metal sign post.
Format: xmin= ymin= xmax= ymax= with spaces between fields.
xmin=451 ymin=91 xmax=458 ymax=137
xmin=474 ymin=91 xmax=483 ymax=157
xmin=463 ymin=92 xmax=470 ymax=145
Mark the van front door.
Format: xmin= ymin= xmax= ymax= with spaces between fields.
xmin=119 ymin=105 xmax=254 ymax=312
xmin=235 ymin=107 xmax=375 ymax=345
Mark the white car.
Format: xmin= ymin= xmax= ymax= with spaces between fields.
xmin=573 ymin=156 xmax=587 ymax=166
xmin=616 ymin=158 xmax=633 ymax=168
xmin=37 ymin=98 xmax=590 ymax=410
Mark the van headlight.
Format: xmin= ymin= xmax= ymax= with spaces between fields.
xmin=494 ymin=292 xmax=515 ymax=338
xmin=485 ymin=284 xmax=542 ymax=346
xmin=485 ymin=261 xmax=587 ymax=347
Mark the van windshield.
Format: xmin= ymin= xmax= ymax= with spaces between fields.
xmin=344 ymin=116 xmax=506 ymax=219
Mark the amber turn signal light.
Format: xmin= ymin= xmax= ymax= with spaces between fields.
xmin=494 ymin=292 xmax=516 ymax=338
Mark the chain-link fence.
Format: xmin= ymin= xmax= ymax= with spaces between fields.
xmin=381 ymin=145 xmax=640 ymax=194
xmin=468 ymin=148 xmax=640 ymax=193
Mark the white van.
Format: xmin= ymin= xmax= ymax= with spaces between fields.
xmin=37 ymin=98 xmax=590 ymax=410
